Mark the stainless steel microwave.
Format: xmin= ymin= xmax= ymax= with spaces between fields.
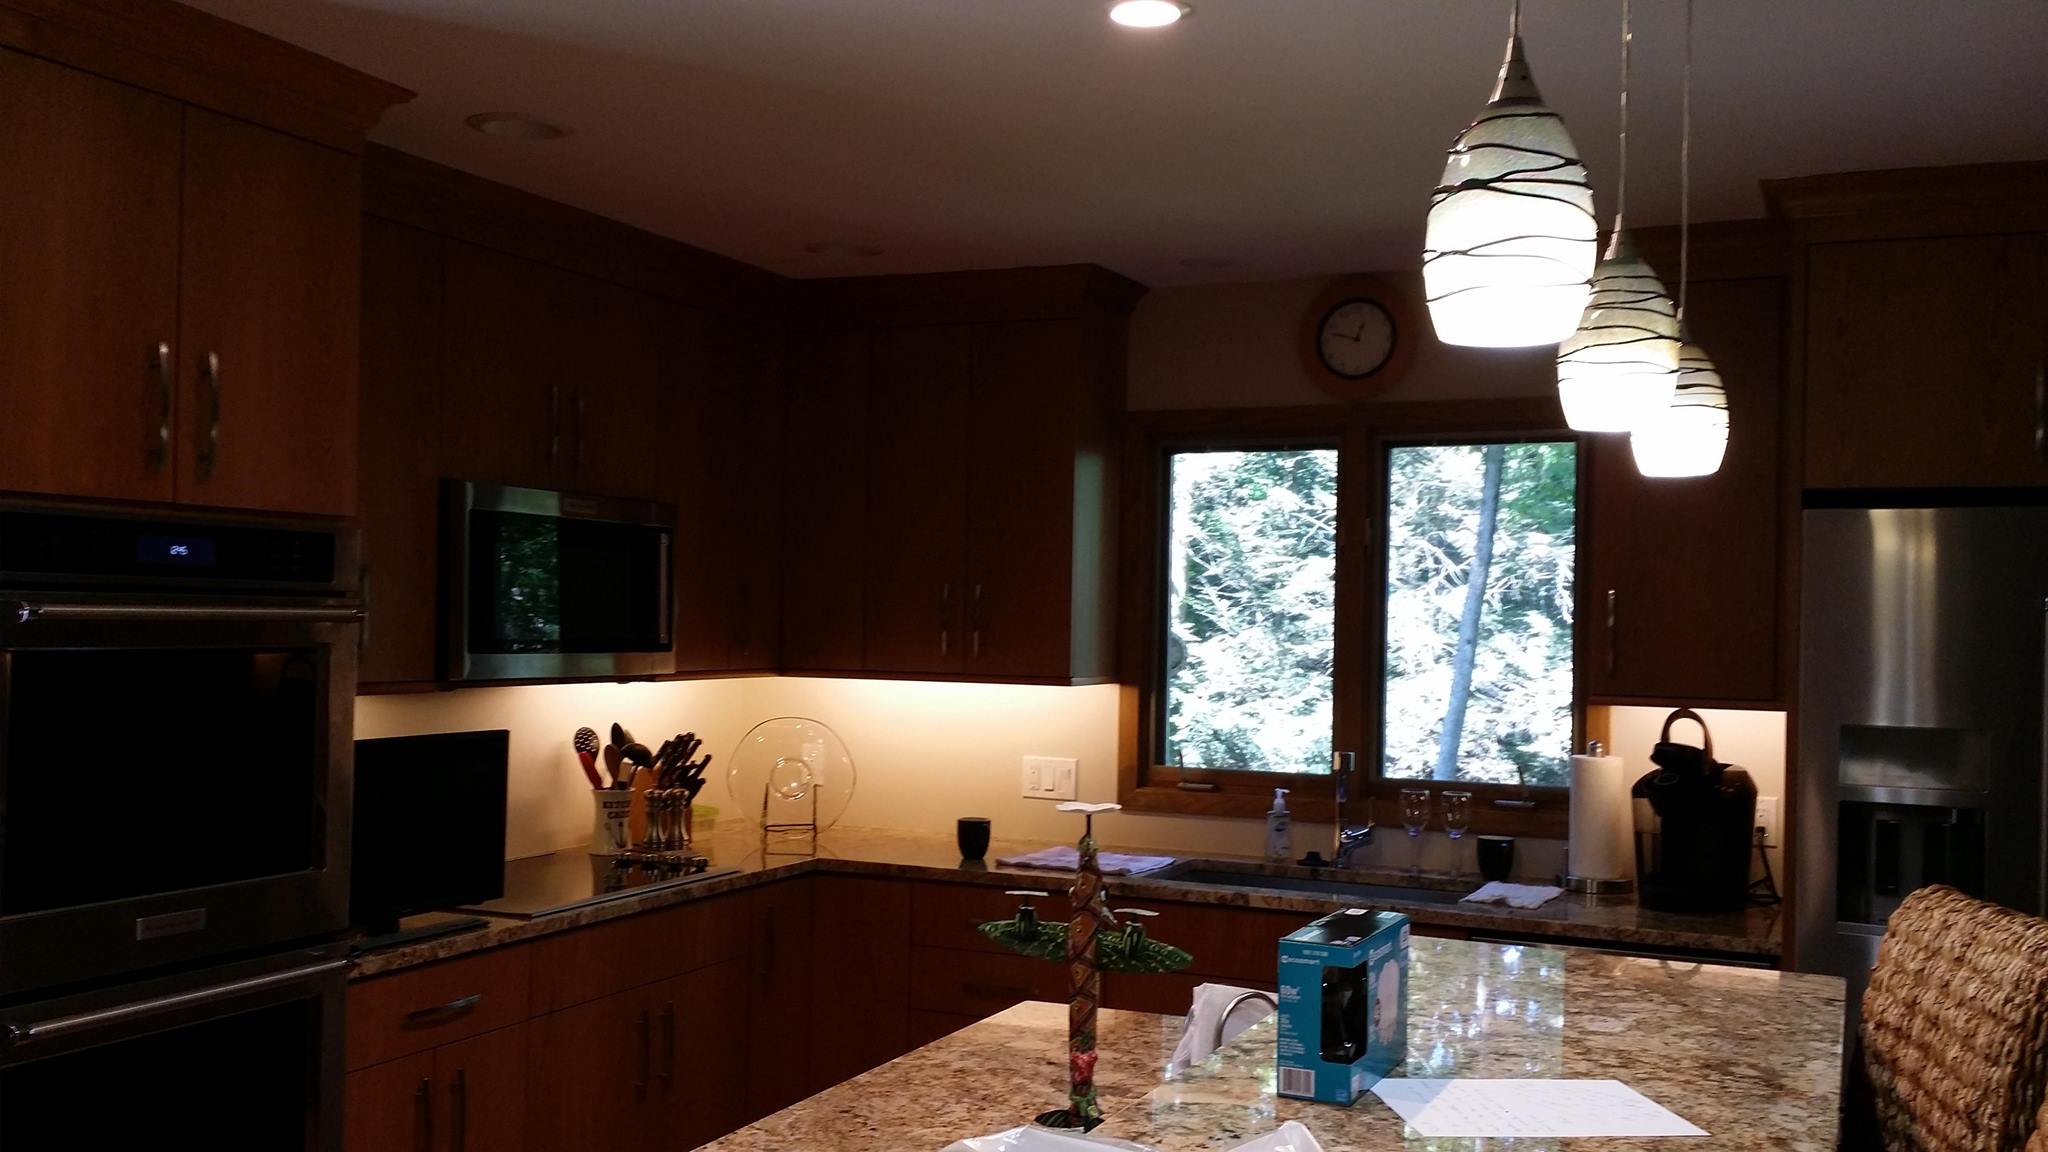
xmin=441 ymin=481 xmax=676 ymax=681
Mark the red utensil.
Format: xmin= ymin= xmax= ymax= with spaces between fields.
xmin=573 ymin=727 xmax=605 ymax=790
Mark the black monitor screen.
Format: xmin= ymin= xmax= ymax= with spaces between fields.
xmin=351 ymin=730 xmax=508 ymax=932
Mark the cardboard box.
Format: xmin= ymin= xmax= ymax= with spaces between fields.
xmin=1275 ymin=907 xmax=1409 ymax=1105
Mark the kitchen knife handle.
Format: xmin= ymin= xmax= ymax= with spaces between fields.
xmin=403 ymin=993 xmax=481 ymax=1028
xmin=659 ymin=1001 xmax=676 ymax=1092
xmin=450 ymin=1067 xmax=468 ymax=1151
xmin=149 ymin=340 xmax=172 ymax=471
xmin=938 ymin=581 xmax=952 ymax=657
xmin=197 ymin=351 xmax=222 ymax=479
xmin=415 ymin=1077 xmax=433 ymax=1152
xmin=633 ymin=1009 xmax=651 ymax=1099
xmin=1604 ymin=589 xmax=1618 ymax=678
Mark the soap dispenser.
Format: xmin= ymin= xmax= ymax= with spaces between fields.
xmin=1265 ymin=788 xmax=1292 ymax=863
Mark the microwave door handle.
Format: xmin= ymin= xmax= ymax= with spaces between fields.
xmin=658 ymin=532 xmax=672 ymax=646
xmin=1 ymin=957 xmax=348 ymax=1051
xmin=11 ymin=603 xmax=365 ymax=625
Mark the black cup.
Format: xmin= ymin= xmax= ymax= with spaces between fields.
xmin=1476 ymin=835 xmax=1515 ymax=882
xmin=957 ymin=817 xmax=992 ymax=862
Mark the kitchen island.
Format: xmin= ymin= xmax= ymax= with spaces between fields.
xmin=706 ymin=936 xmax=1845 ymax=1151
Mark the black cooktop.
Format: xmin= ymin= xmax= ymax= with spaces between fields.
xmin=458 ymin=852 xmax=738 ymax=920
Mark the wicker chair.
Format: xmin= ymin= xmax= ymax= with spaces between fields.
xmin=1862 ymin=885 xmax=2048 ymax=1151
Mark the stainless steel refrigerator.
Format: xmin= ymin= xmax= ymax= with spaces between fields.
xmin=1796 ymin=505 xmax=2048 ymax=997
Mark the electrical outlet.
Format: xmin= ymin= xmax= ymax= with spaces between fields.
xmin=1756 ymin=795 xmax=1780 ymax=847
xmin=1021 ymin=755 xmax=1078 ymax=801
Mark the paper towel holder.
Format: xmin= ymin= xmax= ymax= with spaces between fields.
xmin=1561 ymin=739 xmax=1637 ymax=895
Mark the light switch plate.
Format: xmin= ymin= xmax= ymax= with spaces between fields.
xmin=1022 ymin=755 xmax=1078 ymax=801
xmin=1755 ymin=795 xmax=1780 ymax=847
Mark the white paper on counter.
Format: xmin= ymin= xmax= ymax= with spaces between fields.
xmin=1369 ymin=1079 xmax=1707 ymax=1138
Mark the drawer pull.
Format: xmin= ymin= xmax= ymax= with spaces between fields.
xmin=403 ymin=993 xmax=481 ymax=1027
xmin=633 ymin=1009 xmax=651 ymax=1099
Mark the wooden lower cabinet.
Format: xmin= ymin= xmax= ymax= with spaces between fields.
xmin=807 ymin=876 xmax=913 ymax=1091
xmin=524 ymin=988 xmax=644 ymax=1152
xmin=345 ymin=1024 xmax=526 ymax=1152
xmin=346 ymin=1050 xmax=435 ymax=1152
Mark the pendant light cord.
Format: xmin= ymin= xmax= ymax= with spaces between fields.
xmin=1678 ymin=0 xmax=1694 ymax=323
xmin=1616 ymin=0 xmax=1631 ymax=227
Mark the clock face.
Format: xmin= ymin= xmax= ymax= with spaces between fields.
xmin=1317 ymin=298 xmax=1396 ymax=380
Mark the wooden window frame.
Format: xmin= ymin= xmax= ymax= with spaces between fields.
xmin=1116 ymin=398 xmax=1582 ymax=839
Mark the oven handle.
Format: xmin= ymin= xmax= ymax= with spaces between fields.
xmin=2 ymin=957 xmax=349 ymax=1051
xmin=11 ymin=602 xmax=365 ymax=625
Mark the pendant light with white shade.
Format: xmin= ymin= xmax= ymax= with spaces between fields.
xmin=1555 ymin=0 xmax=1679 ymax=434
xmin=1632 ymin=0 xmax=1729 ymax=477
xmin=1423 ymin=0 xmax=1597 ymax=348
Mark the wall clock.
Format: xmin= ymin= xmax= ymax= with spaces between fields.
xmin=1299 ymin=275 xmax=1417 ymax=400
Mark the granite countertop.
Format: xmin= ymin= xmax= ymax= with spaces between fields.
xmin=709 ymin=937 xmax=1846 ymax=1152
xmin=353 ymin=825 xmax=1782 ymax=979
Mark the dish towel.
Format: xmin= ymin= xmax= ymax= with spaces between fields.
xmin=994 ymin=846 xmax=1175 ymax=876
xmin=1460 ymin=881 xmax=1565 ymax=910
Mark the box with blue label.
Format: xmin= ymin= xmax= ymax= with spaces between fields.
xmin=1275 ymin=907 xmax=1409 ymax=1105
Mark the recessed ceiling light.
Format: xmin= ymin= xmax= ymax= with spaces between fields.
xmin=803 ymin=241 xmax=884 ymax=258
xmin=464 ymin=113 xmax=568 ymax=141
xmin=1109 ymin=1 xmax=1190 ymax=29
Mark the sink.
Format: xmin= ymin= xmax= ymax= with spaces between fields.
xmin=1146 ymin=860 xmax=1472 ymax=906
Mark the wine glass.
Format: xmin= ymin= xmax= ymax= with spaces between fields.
xmin=1399 ymin=788 xmax=1432 ymax=879
xmin=1440 ymin=790 xmax=1474 ymax=881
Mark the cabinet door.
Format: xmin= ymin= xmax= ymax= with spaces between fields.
xmin=345 ymin=1050 xmax=435 ymax=1152
xmin=177 ymin=109 xmax=361 ymax=515
xmin=782 ymin=329 xmax=870 ymax=671
xmin=435 ymin=1024 xmax=527 ymax=1152
xmin=565 ymin=276 xmax=666 ymax=500
xmin=0 ymin=49 xmax=181 ymax=504
xmin=864 ymin=325 xmax=970 ymax=673
xmin=965 ymin=320 xmax=1098 ymax=679
xmin=643 ymin=960 xmax=749 ymax=1149
xmin=359 ymin=218 xmax=444 ymax=684
xmin=1805 ymin=233 xmax=2048 ymax=489
xmin=717 ymin=320 xmax=786 ymax=670
xmin=1585 ymin=277 xmax=1785 ymax=704
xmin=742 ymin=881 xmax=817 ymax=1126
xmin=441 ymin=242 xmax=569 ymax=492
xmin=807 ymin=876 xmax=912 ymax=1092
xmin=524 ymin=991 xmax=644 ymax=1152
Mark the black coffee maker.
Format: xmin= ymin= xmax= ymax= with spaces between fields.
xmin=1632 ymin=709 xmax=1757 ymax=913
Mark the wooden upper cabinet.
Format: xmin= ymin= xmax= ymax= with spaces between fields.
xmin=359 ymin=218 xmax=445 ymax=685
xmin=562 ymin=275 xmax=666 ymax=500
xmin=782 ymin=330 xmax=871 ymax=672
xmin=176 ymin=109 xmax=362 ymax=516
xmin=440 ymin=242 xmax=571 ymax=492
xmin=1804 ymin=232 xmax=2048 ymax=489
xmin=0 ymin=50 xmax=182 ymax=504
xmin=864 ymin=325 xmax=971 ymax=675
xmin=1585 ymin=277 xmax=1786 ymax=705
xmin=966 ymin=319 xmax=1119 ymax=681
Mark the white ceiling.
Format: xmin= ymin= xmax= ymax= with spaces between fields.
xmin=188 ymin=0 xmax=2048 ymax=286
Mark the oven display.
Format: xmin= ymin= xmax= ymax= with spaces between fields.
xmin=136 ymin=533 xmax=218 ymax=568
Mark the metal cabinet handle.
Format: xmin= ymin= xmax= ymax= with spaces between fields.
xmin=1604 ymin=589 xmax=1618 ymax=677
xmin=939 ymin=582 xmax=952 ymax=656
xmin=415 ymin=1077 xmax=433 ymax=1152
xmin=402 ymin=993 xmax=481 ymax=1028
xmin=548 ymin=383 xmax=561 ymax=464
xmin=633 ymin=1009 xmax=651 ymax=1099
xmin=197 ymin=351 xmax=222 ymax=479
xmin=450 ymin=1067 xmax=468 ymax=1151
xmin=659 ymin=1001 xmax=676 ymax=1093
xmin=970 ymin=582 xmax=984 ymax=659
xmin=148 ymin=341 xmax=172 ymax=471
xmin=656 ymin=533 xmax=672 ymax=646
xmin=575 ymin=392 xmax=587 ymax=472
xmin=360 ymin=565 xmax=372 ymax=653
xmin=2034 ymin=363 xmax=2045 ymax=462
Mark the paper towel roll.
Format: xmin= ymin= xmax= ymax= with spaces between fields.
xmin=1567 ymin=753 xmax=1635 ymax=881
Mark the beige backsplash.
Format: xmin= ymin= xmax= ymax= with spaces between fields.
xmin=356 ymin=678 xmax=1784 ymax=884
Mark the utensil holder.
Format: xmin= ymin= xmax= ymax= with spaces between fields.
xmin=590 ymin=789 xmax=633 ymax=856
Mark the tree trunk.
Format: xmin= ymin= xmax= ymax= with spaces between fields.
xmin=1434 ymin=444 xmax=1505 ymax=781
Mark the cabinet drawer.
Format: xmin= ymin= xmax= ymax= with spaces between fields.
xmin=347 ymin=946 xmax=531 ymax=1071
xmin=1105 ymin=900 xmax=1311 ymax=984
xmin=908 ymin=946 xmax=1065 ymax=1017
xmin=527 ymin=892 xmax=747 ymax=1014
xmin=1101 ymin=969 xmax=1212 ymax=1017
xmin=912 ymin=882 xmax=1061 ymax=955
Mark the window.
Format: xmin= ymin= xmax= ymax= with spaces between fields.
xmin=1379 ymin=441 xmax=1577 ymax=788
xmin=1123 ymin=402 xmax=1583 ymax=834
xmin=1163 ymin=448 xmax=1338 ymax=774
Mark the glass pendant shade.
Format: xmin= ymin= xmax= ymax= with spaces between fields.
xmin=1631 ymin=332 xmax=1728 ymax=476
xmin=1555 ymin=228 xmax=1679 ymax=432
xmin=1423 ymin=34 xmax=1597 ymax=348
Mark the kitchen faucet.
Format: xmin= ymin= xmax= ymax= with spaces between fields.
xmin=1332 ymin=751 xmax=1373 ymax=868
